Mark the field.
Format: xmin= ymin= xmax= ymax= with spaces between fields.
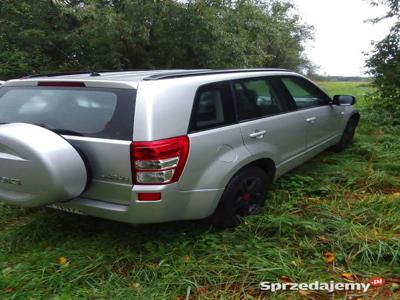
xmin=0 ymin=82 xmax=399 ymax=299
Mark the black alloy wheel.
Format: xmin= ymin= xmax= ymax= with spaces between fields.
xmin=209 ymin=166 xmax=270 ymax=228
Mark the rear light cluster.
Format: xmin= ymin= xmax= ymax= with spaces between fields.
xmin=131 ymin=136 xmax=190 ymax=185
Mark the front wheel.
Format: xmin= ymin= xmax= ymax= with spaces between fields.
xmin=209 ymin=166 xmax=270 ymax=228
xmin=331 ymin=118 xmax=358 ymax=152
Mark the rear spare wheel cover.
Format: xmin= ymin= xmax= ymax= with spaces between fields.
xmin=0 ymin=123 xmax=88 ymax=207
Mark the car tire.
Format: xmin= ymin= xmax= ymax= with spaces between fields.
xmin=331 ymin=118 xmax=358 ymax=152
xmin=209 ymin=166 xmax=270 ymax=228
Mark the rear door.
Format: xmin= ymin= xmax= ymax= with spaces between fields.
xmin=233 ymin=77 xmax=307 ymax=168
xmin=280 ymin=77 xmax=342 ymax=149
xmin=0 ymin=84 xmax=135 ymax=205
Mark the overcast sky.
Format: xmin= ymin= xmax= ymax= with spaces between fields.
xmin=292 ymin=0 xmax=395 ymax=76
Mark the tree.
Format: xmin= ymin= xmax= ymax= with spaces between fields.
xmin=366 ymin=0 xmax=400 ymax=114
xmin=0 ymin=0 xmax=84 ymax=78
xmin=0 ymin=0 xmax=313 ymax=79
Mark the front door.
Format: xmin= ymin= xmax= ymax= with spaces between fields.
xmin=280 ymin=77 xmax=342 ymax=150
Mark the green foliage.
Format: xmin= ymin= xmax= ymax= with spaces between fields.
xmin=0 ymin=0 xmax=81 ymax=78
xmin=0 ymin=82 xmax=399 ymax=299
xmin=369 ymin=0 xmax=399 ymax=21
xmin=366 ymin=0 xmax=400 ymax=119
xmin=0 ymin=0 xmax=313 ymax=79
xmin=366 ymin=24 xmax=400 ymax=112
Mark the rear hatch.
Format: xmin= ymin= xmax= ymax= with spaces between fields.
xmin=0 ymin=82 xmax=136 ymax=205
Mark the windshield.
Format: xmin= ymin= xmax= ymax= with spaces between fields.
xmin=0 ymin=86 xmax=135 ymax=140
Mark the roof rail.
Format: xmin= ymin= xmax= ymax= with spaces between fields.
xmin=23 ymin=71 xmax=95 ymax=78
xmin=143 ymin=68 xmax=291 ymax=80
xmin=22 ymin=69 xmax=150 ymax=79
xmin=20 ymin=68 xmax=292 ymax=80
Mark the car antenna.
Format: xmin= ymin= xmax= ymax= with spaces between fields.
xmin=90 ymin=71 xmax=101 ymax=77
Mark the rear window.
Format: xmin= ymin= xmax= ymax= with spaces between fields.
xmin=0 ymin=86 xmax=135 ymax=140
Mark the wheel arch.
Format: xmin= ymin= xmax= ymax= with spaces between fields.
xmin=207 ymin=157 xmax=276 ymax=227
xmin=350 ymin=111 xmax=360 ymax=125
xmin=244 ymin=158 xmax=276 ymax=184
xmin=218 ymin=157 xmax=276 ymax=192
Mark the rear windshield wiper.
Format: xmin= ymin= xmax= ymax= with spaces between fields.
xmin=32 ymin=123 xmax=83 ymax=136
xmin=51 ymin=129 xmax=83 ymax=136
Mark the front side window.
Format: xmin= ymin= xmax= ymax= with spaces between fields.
xmin=233 ymin=78 xmax=287 ymax=121
xmin=281 ymin=77 xmax=330 ymax=109
xmin=189 ymin=81 xmax=235 ymax=132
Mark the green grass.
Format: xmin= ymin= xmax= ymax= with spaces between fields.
xmin=0 ymin=82 xmax=399 ymax=299
xmin=317 ymin=81 xmax=375 ymax=102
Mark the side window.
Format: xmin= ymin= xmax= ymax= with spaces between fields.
xmin=189 ymin=81 xmax=235 ymax=132
xmin=281 ymin=77 xmax=330 ymax=109
xmin=233 ymin=78 xmax=287 ymax=121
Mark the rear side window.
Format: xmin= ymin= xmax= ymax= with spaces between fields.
xmin=233 ymin=78 xmax=287 ymax=121
xmin=0 ymin=87 xmax=135 ymax=140
xmin=189 ymin=81 xmax=235 ymax=132
xmin=281 ymin=77 xmax=330 ymax=109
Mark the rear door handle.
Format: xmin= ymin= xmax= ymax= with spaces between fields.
xmin=249 ymin=130 xmax=266 ymax=139
xmin=306 ymin=117 xmax=317 ymax=124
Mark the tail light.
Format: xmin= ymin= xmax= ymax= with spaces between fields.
xmin=131 ymin=136 xmax=190 ymax=185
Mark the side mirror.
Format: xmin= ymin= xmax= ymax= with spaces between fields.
xmin=332 ymin=95 xmax=356 ymax=106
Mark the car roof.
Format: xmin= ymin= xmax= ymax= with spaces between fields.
xmin=23 ymin=68 xmax=294 ymax=81
xmin=4 ymin=69 xmax=300 ymax=89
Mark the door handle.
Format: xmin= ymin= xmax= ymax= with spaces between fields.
xmin=249 ymin=130 xmax=266 ymax=139
xmin=306 ymin=117 xmax=317 ymax=124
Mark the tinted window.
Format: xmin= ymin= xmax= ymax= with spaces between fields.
xmin=0 ymin=87 xmax=135 ymax=140
xmin=189 ymin=82 xmax=235 ymax=132
xmin=233 ymin=78 xmax=286 ymax=121
xmin=281 ymin=77 xmax=330 ymax=109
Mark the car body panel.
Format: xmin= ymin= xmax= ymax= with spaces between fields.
xmin=63 ymin=136 xmax=133 ymax=206
xmin=179 ymin=124 xmax=252 ymax=191
xmin=298 ymin=105 xmax=342 ymax=148
xmin=239 ymin=111 xmax=307 ymax=168
xmin=50 ymin=183 xmax=224 ymax=223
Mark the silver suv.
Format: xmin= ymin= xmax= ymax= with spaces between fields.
xmin=0 ymin=69 xmax=359 ymax=228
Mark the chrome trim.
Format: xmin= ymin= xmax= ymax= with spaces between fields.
xmin=135 ymin=157 xmax=179 ymax=170
xmin=136 ymin=169 xmax=175 ymax=184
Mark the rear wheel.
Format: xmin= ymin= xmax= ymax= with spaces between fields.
xmin=331 ymin=118 xmax=358 ymax=152
xmin=209 ymin=166 xmax=270 ymax=228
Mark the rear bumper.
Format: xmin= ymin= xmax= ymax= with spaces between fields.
xmin=49 ymin=183 xmax=223 ymax=224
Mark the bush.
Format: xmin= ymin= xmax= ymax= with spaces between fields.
xmin=366 ymin=1 xmax=400 ymax=117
